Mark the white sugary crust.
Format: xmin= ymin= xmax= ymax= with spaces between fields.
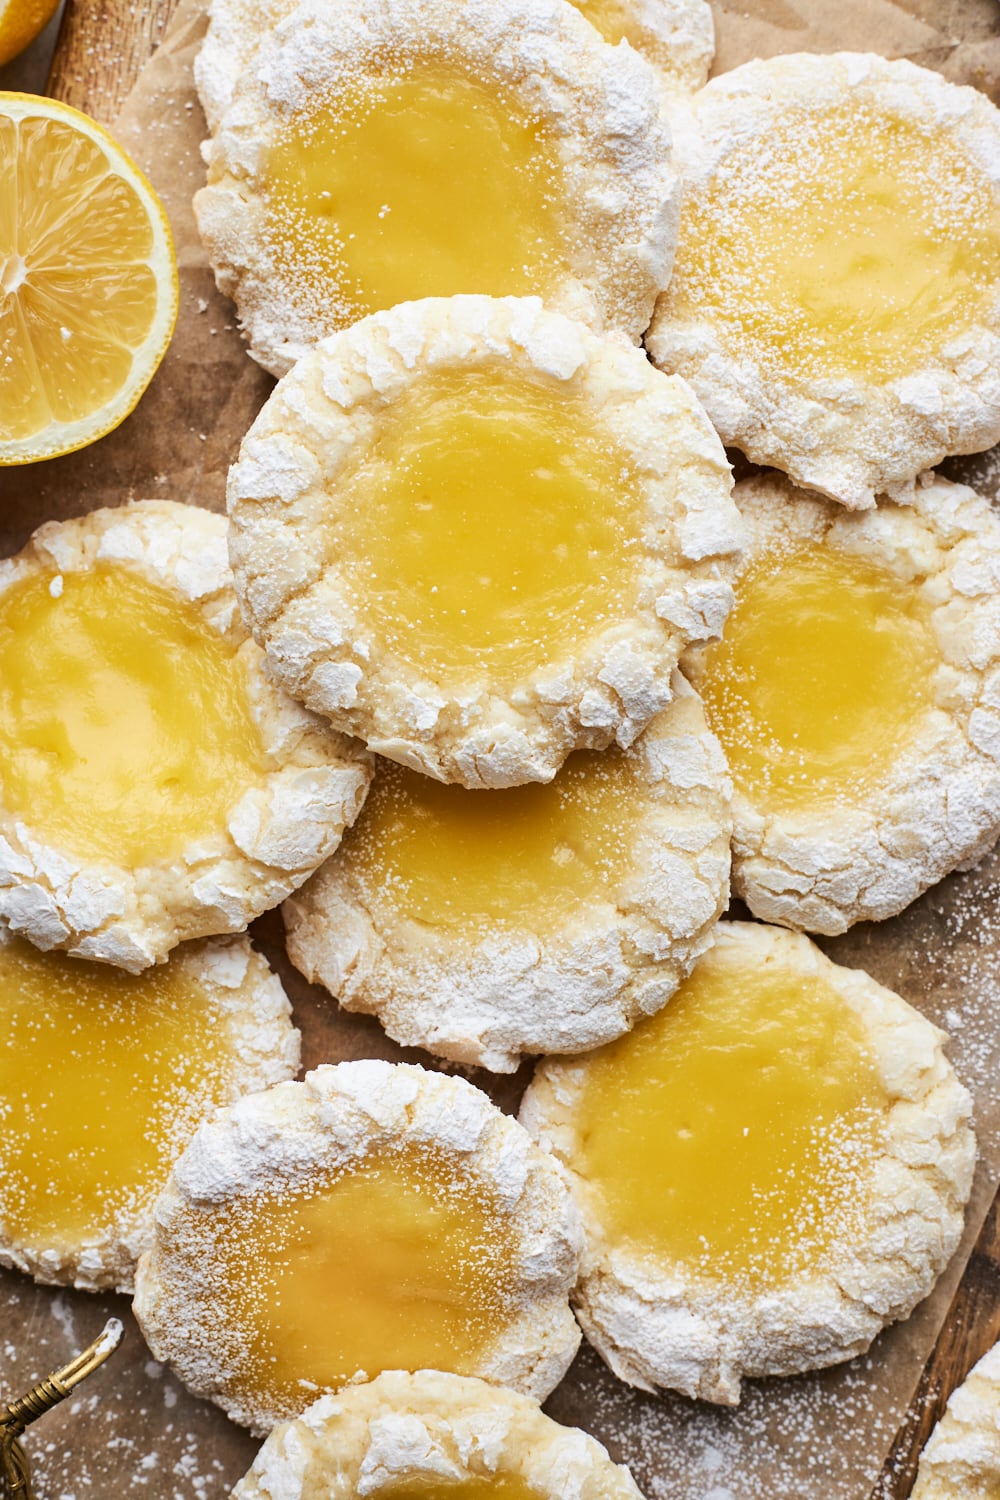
xmin=520 ymin=922 xmax=977 ymax=1405
xmin=133 ymin=1060 xmax=584 ymax=1435
xmin=684 ymin=471 xmax=1000 ymax=936
xmin=232 ymin=1371 xmax=645 ymax=1499
xmin=196 ymin=0 xmax=714 ymax=134
xmin=0 ymin=501 xmax=372 ymax=971
xmin=194 ymin=0 xmax=679 ymax=375
xmin=912 ymin=1341 xmax=1000 ymax=1499
xmin=283 ymin=672 xmax=732 ymax=1074
xmin=228 ymin=295 xmax=741 ymax=789
xmin=0 ymin=932 xmax=299 ymax=1296
xmin=647 ymin=53 xmax=1000 ymax=510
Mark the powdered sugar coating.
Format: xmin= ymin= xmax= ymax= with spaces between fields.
xmin=0 ymin=931 xmax=299 ymax=1296
xmin=0 ymin=501 xmax=372 ymax=970
xmin=233 ymin=1371 xmax=645 ymax=1499
xmin=520 ymin=922 xmax=976 ymax=1406
xmin=133 ymin=1060 xmax=583 ymax=1435
xmin=283 ymin=672 xmax=732 ymax=1073
xmin=647 ymin=53 xmax=1000 ymax=510
xmin=684 ymin=472 xmax=1000 ymax=936
xmin=196 ymin=0 xmax=713 ymax=134
xmin=195 ymin=0 xmax=679 ymax=376
xmin=912 ymin=1340 xmax=1000 ymax=1498
xmin=228 ymin=296 xmax=741 ymax=788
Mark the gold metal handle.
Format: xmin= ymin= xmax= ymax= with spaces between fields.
xmin=0 ymin=1319 xmax=124 ymax=1500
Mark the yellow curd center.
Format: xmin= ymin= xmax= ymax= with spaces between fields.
xmin=574 ymin=939 xmax=887 ymax=1287
xmin=569 ymin=0 xmax=635 ymax=48
xmin=376 ymin=1479 xmax=542 ymax=1500
xmin=697 ymin=545 xmax=937 ymax=809
xmin=0 ymin=937 xmax=232 ymax=1253
xmin=209 ymin=1152 xmax=517 ymax=1415
xmin=339 ymin=747 xmax=642 ymax=930
xmin=0 ymin=565 xmax=267 ymax=865
xmin=266 ymin=66 xmax=567 ymax=325
xmin=670 ymin=104 xmax=1000 ymax=383
xmin=330 ymin=368 xmax=642 ymax=686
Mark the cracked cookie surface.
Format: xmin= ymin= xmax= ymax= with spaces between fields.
xmin=232 ymin=1370 xmax=645 ymax=1499
xmin=228 ymin=296 xmax=740 ymax=789
xmin=195 ymin=0 xmax=678 ymax=376
xmin=684 ymin=472 xmax=1000 ymax=935
xmin=520 ymin=921 xmax=975 ymax=1405
xmin=0 ymin=931 xmax=297 ymax=1295
xmin=912 ymin=1340 xmax=1000 ymax=1499
xmin=0 ymin=500 xmax=372 ymax=969
xmin=134 ymin=1060 xmax=583 ymax=1434
xmin=647 ymin=53 xmax=1000 ymax=509
xmin=284 ymin=672 xmax=731 ymax=1073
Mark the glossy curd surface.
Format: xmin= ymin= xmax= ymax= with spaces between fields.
xmin=0 ymin=565 xmax=267 ymax=864
xmin=331 ymin=366 xmax=642 ymax=687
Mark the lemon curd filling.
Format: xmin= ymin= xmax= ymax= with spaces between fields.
xmin=0 ymin=565 xmax=267 ymax=865
xmin=338 ymin=748 xmax=643 ymax=931
xmin=0 ymin=937 xmax=232 ymax=1254
xmin=697 ymin=545 xmax=937 ymax=809
xmin=329 ymin=367 xmax=642 ymax=686
xmin=376 ymin=1478 xmax=543 ymax=1500
xmin=672 ymin=104 xmax=1000 ymax=383
xmin=266 ymin=66 xmax=568 ymax=324
xmin=208 ymin=1152 xmax=518 ymax=1413
xmin=574 ymin=940 xmax=887 ymax=1287
xmin=569 ymin=0 xmax=639 ymax=49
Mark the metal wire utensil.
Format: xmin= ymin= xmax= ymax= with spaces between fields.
xmin=0 ymin=1318 xmax=124 ymax=1500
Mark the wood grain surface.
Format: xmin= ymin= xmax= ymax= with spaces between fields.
xmin=38 ymin=5 xmax=1000 ymax=1500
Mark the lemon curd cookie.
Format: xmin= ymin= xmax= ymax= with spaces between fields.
xmin=0 ymin=930 xmax=297 ymax=1295
xmin=133 ymin=1060 xmax=583 ymax=1434
xmin=194 ymin=0 xmax=678 ymax=376
xmin=647 ymin=53 xmax=1000 ymax=510
xmin=685 ymin=471 xmax=1000 ymax=936
xmin=233 ymin=1371 xmax=645 ymax=1500
xmin=284 ymin=674 xmax=731 ymax=1074
xmin=228 ymin=296 xmax=740 ymax=789
xmin=912 ymin=1341 xmax=1000 ymax=1499
xmin=195 ymin=0 xmax=713 ymax=136
xmin=0 ymin=501 xmax=371 ymax=970
xmin=521 ymin=921 xmax=976 ymax=1405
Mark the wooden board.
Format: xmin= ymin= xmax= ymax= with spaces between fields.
xmin=0 ymin=3 xmax=990 ymax=1498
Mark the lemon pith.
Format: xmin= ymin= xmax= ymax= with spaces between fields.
xmin=0 ymin=92 xmax=179 ymax=464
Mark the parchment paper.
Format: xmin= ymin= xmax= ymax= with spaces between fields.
xmin=3 ymin=4 xmax=1000 ymax=1497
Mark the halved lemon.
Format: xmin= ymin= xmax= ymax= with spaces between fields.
xmin=0 ymin=0 xmax=60 ymax=68
xmin=0 ymin=93 xmax=179 ymax=464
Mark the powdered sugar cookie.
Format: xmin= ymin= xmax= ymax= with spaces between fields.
xmin=0 ymin=501 xmax=371 ymax=970
xmin=195 ymin=0 xmax=678 ymax=375
xmin=228 ymin=296 xmax=740 ymax=789
xmin=647 ymin=53 xmax=1000 ymax=509
xmin=520 ymin=921 xmax=975 ymax=1405
xmin=284 ymin=673 xmax=731 ymax=1073
xmin=196 ymin=0 xmax=713 ymax=134
xmin=134 ymin=1060 xmax=583 ymax=1434
xmin=685 ymin=471 xmax=1000 ymax=936
xmin=233 ymin=1371 xmax=645 ymax=1499
xmin=912 ymin=1341 xmax=1000 ymax=1499
xmin=0 ymin=930 xmax=297 ymax=1295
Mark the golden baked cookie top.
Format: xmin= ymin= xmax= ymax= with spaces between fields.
xmin=194 ymin=0 xmax=679 ymax=375
xmin=232 ymin=1371 xmax=645 ymax=1500
xmin=912 ymin=1340 xmax=1000 ymax=1500
xmin=685 ymin=471 xmax=1000 ymax=935
xmin=228 ymin=296 xmax=740 ymax=788
xmin=0 ymin=500 xmax=371 ymax=969
xmin=648 ymin=53 xmax=1000 ymax=509
xmin=133 ymin=1060 xmax=583 ymax=1434
xmin=521 ymin=921 xmax=975 ymax=1405
xmin=284 ymin=673 xmax=731 ymax=1073
xmin=196 ymin=0 xmax=714 ymax=133
xmin=0 ymin=931 xmax=297 ymax=1295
